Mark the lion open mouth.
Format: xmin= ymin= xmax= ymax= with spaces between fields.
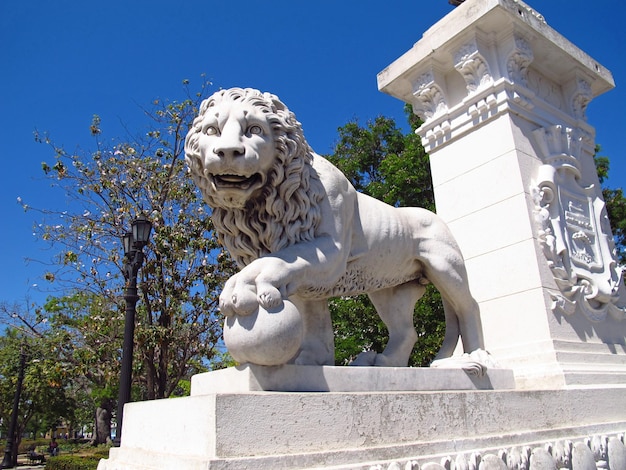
xmin=213 ymin=174 xmax=262 ymax=190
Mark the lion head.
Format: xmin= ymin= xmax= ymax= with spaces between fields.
xmin=185 ymin=88 xmax=325 ymax=267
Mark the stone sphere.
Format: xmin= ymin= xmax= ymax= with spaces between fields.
xmin=223 ymin=299 xmax=303 ymax=366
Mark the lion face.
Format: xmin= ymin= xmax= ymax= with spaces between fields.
xmin=186 ymin=99 xmax=277 ymax=208
xmin=186 ymin=88 xmax=325 ymax=266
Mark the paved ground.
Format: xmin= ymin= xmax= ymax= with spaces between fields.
xmin=3 ymin=454 xmax=47 ymax=469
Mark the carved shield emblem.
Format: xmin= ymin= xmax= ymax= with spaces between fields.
xmin=532 ymin=125 xmax=625 ymax=322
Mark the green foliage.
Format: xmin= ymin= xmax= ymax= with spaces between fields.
xmin=45 ymin=455 xmax=101 ymax=470
xmin=41 ymin=442 xmax=111 ymax=470
xmin=603 ymin=186 xmax=626 ymax=265
xmin=17 ymin=438 xmax=52 ymax=453
xmin=327 ymin=105 xmax=445 ymax=367
xmin=41 ymin=292 xmax=122 ymax=434
xmin=0 ymin=329 xmax=76 ymax=455
xmin=329 ymin=106 xmax=434 ymax=211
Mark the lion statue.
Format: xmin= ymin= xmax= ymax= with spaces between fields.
xmin=185 ymin=87 xmax=491 ymax=371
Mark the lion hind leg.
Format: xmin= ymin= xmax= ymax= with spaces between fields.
xmin=361 ymin=281 xmax=426 ymax=367
xmin=426 ymin=261 xmax=499 ymax=375
xmin=422 ymin=251 xmax=485 ymax=357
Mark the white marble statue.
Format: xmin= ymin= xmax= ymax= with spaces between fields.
xmin=185 ymin=87 xmax=490 ymax=371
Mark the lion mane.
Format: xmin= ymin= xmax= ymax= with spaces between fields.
xmin=185 ymin=88 xmax=325 ymax=267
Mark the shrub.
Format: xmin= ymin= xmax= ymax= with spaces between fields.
xmin=18 ymin=438 xmax=50 ymax=453
xmin=45 ymin=455 xmax=101 ymax=470
xmin=91 ymin=447 xmax=112 ymax=459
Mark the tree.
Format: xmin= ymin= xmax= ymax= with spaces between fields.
xmin=22 ymin=78 xmax=236 ymax=440
xmin=595 ymin=147 xmax=626 ymax=265
xmin=43 ymin=292 xmax=123 ymax=444
xmin=326 ymin=106 xmax=445 ymax=366
xmin=0 ymin=325 xmax=75 ymax=459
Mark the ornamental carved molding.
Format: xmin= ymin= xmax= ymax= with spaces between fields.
xmin=412 ymin=70 xmax=448 ymax=120
xmin=526 ymin=69 xmax=563 ymax=110
xmin=454 ymin=40 xmax=493 ymax=94
xmin=531 ymin=125 xmax=625 ymax=322
xmin=366 ymin=432 xmax=626 ymax=470
xmin=568 ymin=76 xmax=593 ymax=120
xmin=506 ymin=35 xmax=533 ymax=86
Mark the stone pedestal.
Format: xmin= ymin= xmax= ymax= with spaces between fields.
xmin=378 ymin=0 xmax=626 ymax=389
xmin=98 ymin=366 xmax=626 ymax=470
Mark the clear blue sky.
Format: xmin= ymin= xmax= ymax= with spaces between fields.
xmin=1 ymin=0 xmax=624 ymax=307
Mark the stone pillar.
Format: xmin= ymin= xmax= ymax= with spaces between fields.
xmin=378 ymin=0 xmax=625 ymax=388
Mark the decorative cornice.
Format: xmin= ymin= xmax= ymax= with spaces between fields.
xmin=510 ymin=0 xmax=546 ymax=24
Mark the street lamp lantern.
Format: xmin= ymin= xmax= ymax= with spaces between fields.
xmin=122 ymin=232 xmax=133 ymax=256
xmin=114 ymin=215 xmax=152 ymax=447
xmin=131 ymin=215 xmax=152 ymax=248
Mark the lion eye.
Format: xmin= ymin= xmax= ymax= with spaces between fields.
xmin=205 ymin=126 xmax=219 ymax=135
xmin=248 ymin=125 xmax=262 ymax=135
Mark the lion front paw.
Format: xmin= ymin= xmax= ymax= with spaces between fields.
xmin=219 ymin=271 xmax=286 ymax=316
xmin=256 ymin=282 xmax=283 ymax=310
xmin=220 ymin=287 xmax=257 ymax=316
xmin=219 ymin=274 xmax=258 ymax=316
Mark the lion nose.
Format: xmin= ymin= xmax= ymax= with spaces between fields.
xmin=213 ymin=141 xmax=245 ymax=158
xmin=213 ymin=126 xmax=245 ymax=159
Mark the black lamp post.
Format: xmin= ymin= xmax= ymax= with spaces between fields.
xmin=1 ymin=346 xmax=26 ymax=468
xmin=113 ymin=215 xmax=152 ymax=447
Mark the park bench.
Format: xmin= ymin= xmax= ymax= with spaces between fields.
xmin=27 ymin=448 xmax=46 ymax=464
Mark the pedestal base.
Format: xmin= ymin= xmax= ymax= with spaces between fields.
xmin=98 ymin=367 xmax=626 ymax=470
xmin=191 ymin=363 xmax=515 ymax=393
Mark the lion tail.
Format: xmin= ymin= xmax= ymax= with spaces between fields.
xmin=434 ymin=298 xmax=461 ymax=360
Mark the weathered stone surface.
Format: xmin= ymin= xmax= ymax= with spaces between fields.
xmin=551 ymin=441 xmax=572 ymax=469
xmin=506 ymin=447 xmax=529 ymax=470
xmin=98 ymin=385 xmax=626 ymax=469
xmin=530 ymin=448 xmax=556 ymax=470
xmin=607 ymin=437 xmax=626 ymax=470
xmin=190 ymin=364 xmax=515 ymax=394
xmin=572 ymin=442 xmax=596 ymax=470
xmin=480 ymin=454 xmax=508 ymax=470
xmin=421 ymin=464 xmax=446 ymax=470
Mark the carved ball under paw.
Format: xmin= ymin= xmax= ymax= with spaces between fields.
xmin=223 ymin=299 xmax=304 ymax=366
